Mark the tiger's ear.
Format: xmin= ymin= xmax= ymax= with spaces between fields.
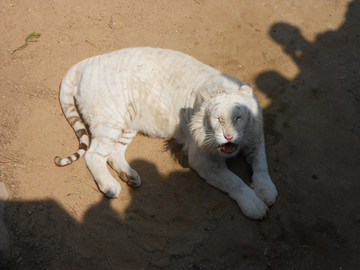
xmin=194 ymin=91 xmax=210 ymax=113
xmin=239 ymin=84 xmax=253 ymax=95
xmin=196 ymin=91 xmax=211 ymax=106
xmin=198 ymin=91 xmax=211 ymax=101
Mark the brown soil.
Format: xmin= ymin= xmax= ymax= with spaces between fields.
xmin=1 ymin=0 xmax=360 ymax=269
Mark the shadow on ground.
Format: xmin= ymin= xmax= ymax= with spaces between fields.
xmin=3 ymin=0 xmax=360 ymax=269
xmin=4 ymin=158 xmax=270 ymax=270
xmin=255 ymin=0 xmax=360 ymax=268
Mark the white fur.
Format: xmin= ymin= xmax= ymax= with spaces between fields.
xmin=56 ymin=47 xmax=277 ymax=219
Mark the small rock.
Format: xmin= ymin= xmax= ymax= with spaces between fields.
xmin=38 ymin=205 xmax=44 ymax=211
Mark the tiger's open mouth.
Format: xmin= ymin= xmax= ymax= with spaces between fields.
xmin=219 ymin=143 xmax=238 ymax=154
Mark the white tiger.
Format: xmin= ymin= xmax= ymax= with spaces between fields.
xmin=55 ymin=47 xmax=277 ymax=219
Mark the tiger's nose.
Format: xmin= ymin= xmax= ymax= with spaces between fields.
xmin=224 ymin=134 xmax=234 ymax=141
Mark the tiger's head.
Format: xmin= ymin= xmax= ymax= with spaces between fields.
xmin=189 ymin=82 xmax=263 ymax=158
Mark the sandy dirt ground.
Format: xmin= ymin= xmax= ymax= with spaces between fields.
xmin=1 ymin=0 xmax=360 ymax=269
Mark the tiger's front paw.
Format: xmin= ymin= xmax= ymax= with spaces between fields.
xmin=119 ymin=171 xmax=141 ymax=187
xmin=251 ymin=173 xmax=278 ymax=206
xmin=97 ymin=178 xmax=121 ymax=198
xmin=236 ymin=187 xmax=268 ymax=220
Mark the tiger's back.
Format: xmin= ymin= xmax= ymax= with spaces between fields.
xmin=67 ymin=48 xmax=219 ymax=138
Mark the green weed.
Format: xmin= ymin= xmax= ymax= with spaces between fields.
xmin=12 ymin=32 xmax=41 ymax=54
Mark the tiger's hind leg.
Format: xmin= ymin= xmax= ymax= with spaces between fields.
xmin=84 ymin=127 xmax=122 ymax=198
xmin=107 ymin=130 xmax=141 ymax=187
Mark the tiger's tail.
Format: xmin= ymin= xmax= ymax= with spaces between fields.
xmin=55 ymin=66 xmax=90 ymax=167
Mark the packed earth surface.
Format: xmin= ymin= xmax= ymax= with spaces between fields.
xmin=1 ymin=0 xmax=360 ymax=269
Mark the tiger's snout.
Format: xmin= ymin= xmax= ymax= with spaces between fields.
xmin=224 ymin=134 xmax=234 ymax=142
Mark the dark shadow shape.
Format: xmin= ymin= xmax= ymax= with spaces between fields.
xmin=4 ymin=157 xmax=271 ymax=269
xmin=163 ymin=139 xmax=190 ymax=168
xmin=254 ymin=0 xmax=360 ymax=269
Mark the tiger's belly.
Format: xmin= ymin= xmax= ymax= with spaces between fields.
xmin=128 ymin=105 xmax=183 ymax=139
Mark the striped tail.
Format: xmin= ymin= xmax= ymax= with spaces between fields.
xmin=55 ymin=67 xmax=90 ymax=167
